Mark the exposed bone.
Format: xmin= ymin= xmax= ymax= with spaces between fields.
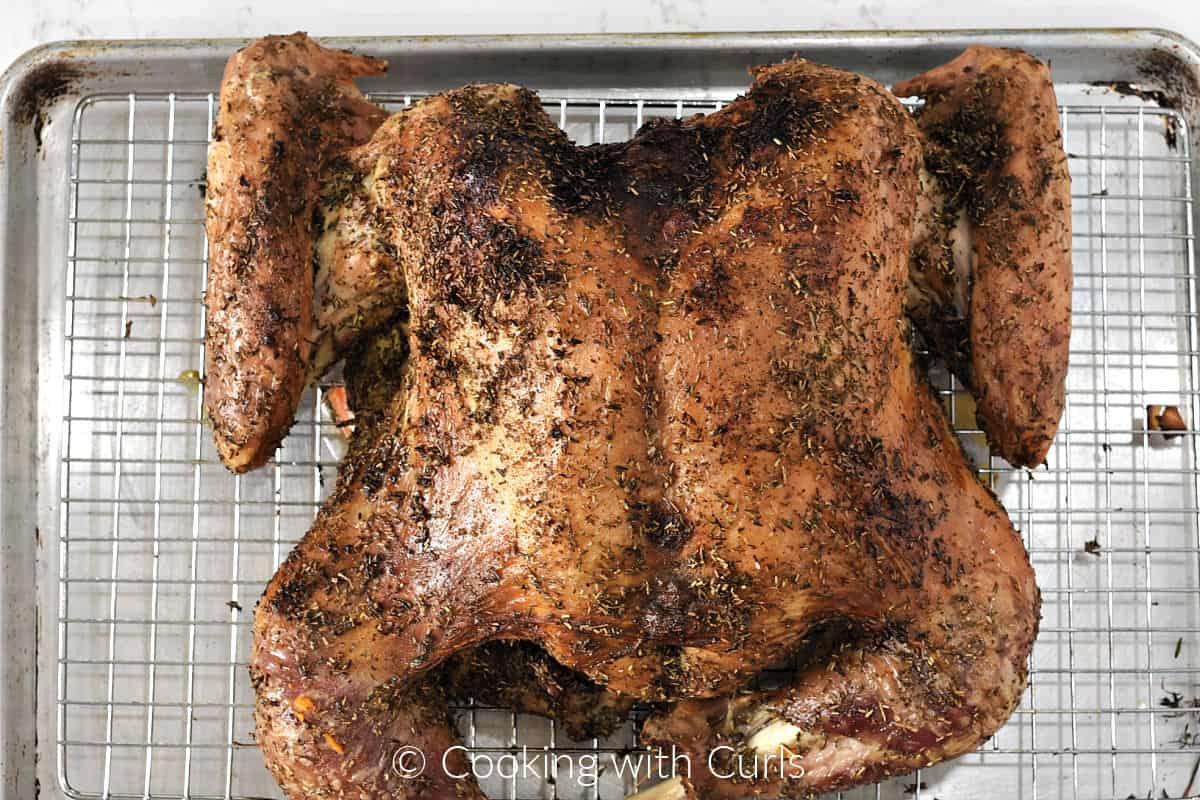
xmin=747 ymin=718 xmax=804 ymax=754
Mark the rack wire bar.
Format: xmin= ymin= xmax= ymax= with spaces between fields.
xmin=55 ymin=87 xmax=1200 ymax=800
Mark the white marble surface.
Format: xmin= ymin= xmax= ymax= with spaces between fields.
xmin=2 ymin=0 xmax=1200 ymax=76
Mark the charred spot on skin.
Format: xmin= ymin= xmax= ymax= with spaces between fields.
xmin=742 ymin=87 xmax=823 ymax=154
xmin=831 ymin=187 xmax=860 ymax=204
xmin=630 ymin=499 xmax=693 ymax=551
xmin=685 ymin=257 xmax=737 ymax=317
xmin=424 ymin=207 xmax=560 ymax=320
xmin=318 ymin=156 xmax=361 ymax=209
xmin=919 ymin=111 xmax=1010 ymax=223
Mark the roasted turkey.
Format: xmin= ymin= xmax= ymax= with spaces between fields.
xmin=204 ymin=33 xmax=1070 ymax=799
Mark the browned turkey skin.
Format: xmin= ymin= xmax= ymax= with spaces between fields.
xmin=205 ymin=34 xmax=1068 ymax=799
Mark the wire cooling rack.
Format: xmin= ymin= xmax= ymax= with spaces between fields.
xmin=55 ymin=86 xmax=1198 ymax=800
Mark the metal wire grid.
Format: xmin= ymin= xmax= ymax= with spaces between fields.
xmin=53 ymin=86 xmax=1197 ymax=800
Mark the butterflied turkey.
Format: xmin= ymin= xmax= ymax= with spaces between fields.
xmin=203 ymin=33 xmax=1069 ymax=799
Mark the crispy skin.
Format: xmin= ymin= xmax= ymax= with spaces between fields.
xmin=898 ymin=46 xmax=1072 ymax=467
xmin=229 ymin=42 xmax=1057 ymax=800
xmin=204 ymin=33 xmax=388 ymax=472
